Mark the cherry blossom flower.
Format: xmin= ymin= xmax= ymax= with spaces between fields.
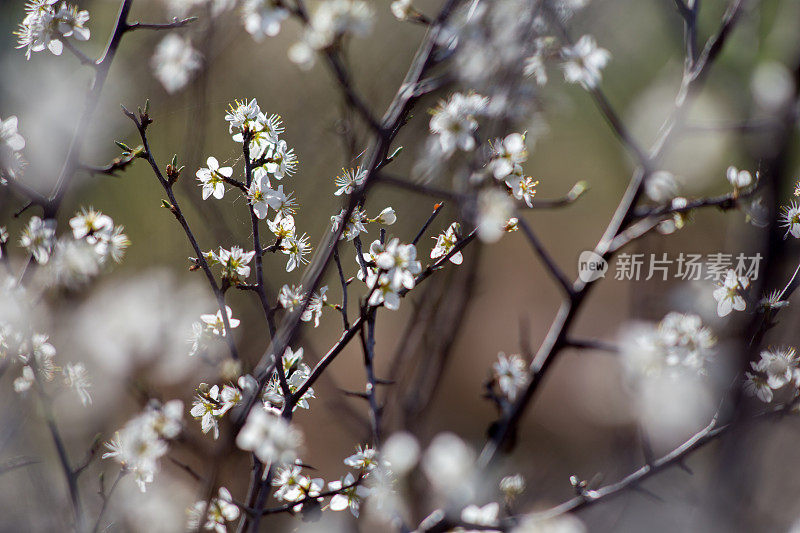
xmin=391 ymin=0 xmax=414 ymax=20
xmin=242 ymin=0 xmax=289 ymax=40
xmin=236 ymin=407 xmax=303 ymax=465
xmin=726 ymin=165 xmax=754 ymax=189
xmin=431 ymin=222 xmax=463 ymax=265
xmin=247 ymin=179 xmax=285 ymax=219
xmin=196 ymin=157 xmax=232 ymax=200
xmin=19 ymin=216 xmax=56 ymax=264
xmin=268 ymin=214 xmax=296 ymax=240
xmin=461 ymin=502 xmax=500 ymax=528
xmin=780 ymin=201 xmax=800 ymax=238
xmin=561 ymin=35 xmax=610 ymax=89
xmin=493 ymin=352 xmax=529 ymax=401
xmin=191 ymin=384 xmax=224 ymax=439
xmin=645 ymin=171 xmax=679 ymax=203
xmin=375 ymin=207 xmax=397 ymax=225
xmin=216 ymin=246 xmax=255 ymax=282
xmin=15 ymin=0 xmax=90 ymax=59
xmin=509 ymin=176 xmax=539 ymax=207
xmin=489 ymin=133 xmax=528 ymax=180
xmin=69 ymin=207 xmax=113 ymax=242
xmin=151 ymin=34 xmax=202 ymax=94
xmin=1 ymin=115 xmax=25 ymax=174
xmin=334 ymin=167 xmax=367 ymax=196
xmin=200 ymin=306 xmax=240 ymax=337
xmin=225 ymin=99 xmax=261 ymax=135
xmin=344 ymin=444 xmax=379 ymax=472
xmin=375 ymin=238 xmax=421 ymax=291
xmin=328 ymin=473 xmax=370 ymax=517
xmin=282 ymin=233 xmax=311 ymax=272
xmin=744 ymin=371 xmax=773 ymax=403
xmin=429 ymin=92 xmax=488 ymax=154
xmin=712 ymin=269 xmax=749 ymax=317
xmin=187 ymin=487 xmax=240 ymax=533
xmin=477 ymin=189 xmax=514 ymax=243
xmin=752 ymin=346 xmax=798 ymax=389
xmin=62 ymin=362 xmax=92 ymax=406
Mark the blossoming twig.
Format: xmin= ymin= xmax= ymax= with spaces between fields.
xmin=122 ymin=105 xmax=239 ymax=361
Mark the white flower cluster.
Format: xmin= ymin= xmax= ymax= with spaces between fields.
xmin=6 ymin=330 xmax=90 ymax=406
xmin=492 ymin=352 xmax=529 ymax=402
xmin=269 ymin=444 xmax=377 ymax=516
xmin=330 ymin=206 xmax=396 ymax=242
xmin=103 ymin=400 xmax=184 ymax=492
xmin=621 ymin=312 xmax=717 ymax=379
xmin=210 ymin=98 xmax=310 ymax=273
xmin=429 ymin=92 xmax=488 ymax=155
xmin=15 ymin=0 xmax=90 ymax=60
xmin=190 ymin=379 xmax=246 ymax=439
xmin=263 ymin=346 xmax=316 ymax=411
xmin=363 ymin=238 xmax=421 ymax=311
xmin=0 ymin=115 xmax=26 ymax=179
xmin=16 ymin=209 xmax=129 ymax=286
xmin=278 ymin=284 xmax=329 ymax=327
xmin=430 ymin=222 xmax=464 ymax=265
xmin=486 ymin=132 xmax=539 ymax=208
xmin=560 ymin=35 xmax=610 ymax=89
xmin=745 ymin=346 xmax=800 ymax=403
xmin=288 ymin=0 xmax=376 ymax=70
xmin=151 ymin=34 xmax=202 ymax=94
xmin=186 ymin=486 xmax=239 ymax=533
xmin=712 ymin=269 xmax=750 ymax=317
xmin=237 ymin=407 xmax=304 ymax=465
xmin=207 ymin=246 xmax=255 ymax=284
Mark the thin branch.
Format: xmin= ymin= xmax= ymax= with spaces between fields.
xmin=124 ymin=16 xmax=197 ymax=31
xmin=516 ymin=216 xmax=575 ymax=298
xmin=333 ymin=246 xmax=350 ymax=329
xmin=412 ymin=202 xmax=446 ymax=246
xmin=92 ymin=469 xmax=126 ymax=533
xmin=532 ymin=404 xmax=792 ymax=520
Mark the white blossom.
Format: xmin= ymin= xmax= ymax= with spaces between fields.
xmin=1 ymin=116 xmax=25 ymax=174
xmin=186 ymin=487 xmax=240 ymax=533
xmin=334 ymin=167 xmax=367 ymax=196
xmin=328 ymin=473 xmax=369 ymax=517
xmin=242 ymin=0 xmax=289 ymax=40
xmin=391 ymin=0 xmax=414 ymax=21
xmin=493 ymin=352 xmax=529 ymax=401
xmin=200 ymin=306 xmax=240 ymax=337
xmin=215 ymin=246 xmax=255 ymax=282
xmin=236 ymin=408 xmax=303 ymax=465
xmin=151 ymin=34 xmax=202 ymax=94
xmin=429 ymin=92 xmax=488 ymax=154
xmin=196 ymin=157 xmax=232 ymax=200
xmin=282 ymin=233 xmax=311 ymax=272
xmin=561 ymin=35 xmax=610 ymax=89
xmin=752 ymin=346 xmax=798 ymax=390
xmin=15 ymin=0 xmax=90 ymax=60
xmin=20 ymin=216 xmax=56 ymax=264
xmin=726 ymin=165 xmax=754 ymax=189
xmin=375 ymin=238 xmax=422 ymax=291
xmin=489 ymin=133 xmax=528 ymax=180
xmin=712 ymin=269 xmax=749 ymax=317
xmin=431 ymin=222 xmax=463 ymax=265
xmin=62 ymin=362 xmax=91 ymax=406
xmin=781 ymin=201 xmax=800 ymax=239
xmin=477 ymin=189 xmax=514 ymax=243
xmin=344 ymin=444 xmax=379 ymax=472
xmin=508 ymin=176 xmax=539 ymax=207
xmin=645 ymin=171 xmax=679 ymax=203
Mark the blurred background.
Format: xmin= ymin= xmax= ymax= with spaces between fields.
xmin=1 ymin=0 xmax=800 ymax=531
